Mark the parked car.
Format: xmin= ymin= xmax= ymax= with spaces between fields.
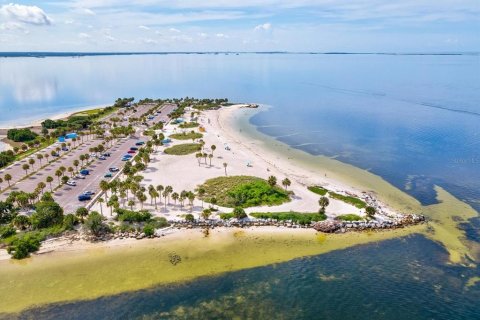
xmin=104 ymin=172 xmax=112 ymax=178
xmin=109 ymin=167 xmax=119 ymax=172
xmin=103 ymin=152 xmax=111 ymax=157
xmin=98 ymin=156 xmax=107 ymax=160
xmin=52 ymin=152 xmax=59 ymax=157
xmin=127 ymin=150 xmax=136 ymax=154
xmin=90 ymin=153 xmax=97 ymax=158
xmin=135 ymin=141 xmax=145 ymax=146
xmin=130 ymin=147 xmax=138 ymax=151
xmin=75 ymin=174 xmax=86 ymax=179
xmin=78 ymin=194 xmax=91 ymax=201
xmin=123 ymin=154 xmax=133 ymax=158
xmin=82 ymin=191 xmax=95 ymax=196
xmin=80 ymin=169 xmax=90 ymax=175
xmin=61 ymin=147 xmax=69 ymax=151
xmin=66 ymin=180 xmax=76 ymax=186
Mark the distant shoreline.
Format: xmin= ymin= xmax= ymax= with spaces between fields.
xmin=0 ymin=52 xmax=477 ymax=59
xmin=0 ymin=103 xmax=110 ymax=131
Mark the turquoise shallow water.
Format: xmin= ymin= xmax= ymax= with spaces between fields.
xmin=0 ymin=53 xmax=479 ymax=318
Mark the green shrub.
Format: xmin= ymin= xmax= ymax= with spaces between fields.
xmin=31 ymin=201 xmax=64 ymax=229
xmin=199 ymin=176 xmax=290 ymax=208
xmin=219 ymin=213 xmax=234 ymax=220
xmin=233 ymin=207 xmax=247 ymax=219
xmin=115 ymin=208 xmax=152 ymax=222
xmin=337 ymin=214 xmax=363 ymax=221
xmin=329 ymin=192 xmax=366 ymax=209
xmin=63 ymin=214 xmax=78 ymax=230
xmin=308 ymin=186 xmax=328 ymax=196
xmin=185 ymin=214 xmax=194 ymax=222
xmin=143 ymin=224 xmax=155 ymax=237
xmin=179 ymin=122 xmax=199 ymax=129
xmin=0 ymin=225 xmax=16 ymax=239
xmin=85 ymin=211 xmax=107 ymax=236
xmin=150 ymin=217 xmax=169 ymax=228
xmin=169 ymin=132 xmax=203 ymax=140
xmin=164 ymin=143 xmax=202 ymax=155
xmin=250 ymin=211 xmax=327 ymax=225
xmin=7 ymin=128 xmax=38 ymax=142
xmin=7 ymin=233 xmax=42 ymax=259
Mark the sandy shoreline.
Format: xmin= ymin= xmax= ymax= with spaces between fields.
xmin=0 ymin=103 xmax=110 ymax=131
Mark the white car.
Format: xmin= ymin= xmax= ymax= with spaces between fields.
xmin=75 ymin=174 xmax=86 ymax=179
xmin=66 ymin=180 xmax=77 ymax=186
xmin=90 ymin=153 xmax=97 ymax=158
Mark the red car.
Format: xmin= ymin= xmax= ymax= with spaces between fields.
xmin=127 ymin=150 xmax=136 ymax=154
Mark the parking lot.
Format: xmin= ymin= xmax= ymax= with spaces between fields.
xmin=0 ymin=102 xmax=175 ymax=214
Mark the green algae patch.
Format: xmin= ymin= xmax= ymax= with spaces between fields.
xmin=0 ymin=227 xmax=420 ymax=314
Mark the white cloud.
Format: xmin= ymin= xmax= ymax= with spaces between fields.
xmin=77 ymin=7 xmax=96 ymax=15
xmin=254 ymin=23 xmax=271 ymax=31
xmin=139 ymin=25 xmax=150 ymax=30
xmin=216 ymin=33 xmax=228 ymax=38
xmin=0 ymin=3 xmax=52 ymax=25
xmin=64 ymin=19 xmax=75 ymax=24
xmin=169 ymin=27 xmax=181 ymax=33
xmin=142 ymin=38 xmax=158 ymax=44
xmin=78 ymin=32 xmax=91 ymax=39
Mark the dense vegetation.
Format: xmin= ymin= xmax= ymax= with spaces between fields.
xmin=164 ymin=143 xmax=202 ymax=155
xmin=179 ymin=122 xmax=199 ymax=129
xmin=198 ymin=176 xmax=290 ymax=208
xmin=336 ymin=214 xmax=363 ymax=221
xmin=307 ymin=186 xmax=328 ymax=196
xmin=0 ymin=150 xmax=15 ymax=168
xmin=115 ymin=208 xmax=152 ymax=222
xmin=329 ymin=192 xmax=367 ymax=209
xmin=250 ymin=211 xmax=327 ymax=225
xmin=169 ymin=131 xmax=203 ymax=140
xmin=7 ymin=128 xmax=38 ymax=142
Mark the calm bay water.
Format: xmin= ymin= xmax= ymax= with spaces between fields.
xmin=0 ymin=53 xmax=479 ymax=318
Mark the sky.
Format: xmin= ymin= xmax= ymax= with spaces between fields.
xmin=0 ymin=1 xmax=479 ymax=52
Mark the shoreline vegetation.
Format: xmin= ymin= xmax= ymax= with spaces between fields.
xmin=0 ymin=97 xmax=476 ymax=314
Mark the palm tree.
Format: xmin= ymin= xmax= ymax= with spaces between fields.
xmin=55 ymin=169 xmax=62 ymax=185
xmin=100 ymin=180 xmax=110 ymax=201
xmin=22 ymin=164 xmax=30 ymax=177
xmin=223 ymin=162 xmax=228 ymax=176
xmin=73 ymin=160 xmax=80 ymax=173
xmin=36 ymin=153 xmax=44 ymax=166
xmin=98 ymin=197 xmax=105 ymax=215
xmin=187 ymin=192 xmax=195 ymax=211
xmin=197 ymin=188 xmax=206 ymax=207
xmin=4 ymin=174 xmax=12 ymax=187
xmin=208 ymin=154 xmax=213 ymax=166
xmin=318 ymin=196 xmax=329 ymax=214
xmin=46 ymin=176 xmax=54 ymax=192
xmin=201 ymin=208 xmax=212 ymax=220
xmin=195 ymin=152 xmax=202 ymax=166
xmin=282 ymin=178 xmax=291 ymax=190
xmin=171 ymin=192 xmax=179 ymax=207
xmin=76 ymin=207 xmax=89 ymax=223
xmin=37 ymin=182 xmax=46 ymax=194
xmin=128 ymin=199 xmax=135 ymax=210
xmin=211 ymin=144 xmax=216 ymax=155
xmin=67 ymin=166 xmax=74 ymax=177
xmin=268 ymin=175 xmax=277 ymax=187
xmin=165 ymin=185 xmax=173 ymax=204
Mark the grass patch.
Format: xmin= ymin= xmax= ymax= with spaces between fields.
xmin=250 ymin=211 xmax=327 ymax=225
xmin=199 ymin=175 xmax=290 ymax=208
xmin=337 ymin=214 xmax=363 ymax=221
xmin=308 ymin=186 xmax=328 ymax=196
xmin=179 ymin=122 xmax=199 ymax=129
xmin=329 ymin=192 xmax=366 ymax=209
xmin=164 ymin=143 xmax=202 ymax=155
xmin=169 ymin=132 xmax=203 ymax=140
